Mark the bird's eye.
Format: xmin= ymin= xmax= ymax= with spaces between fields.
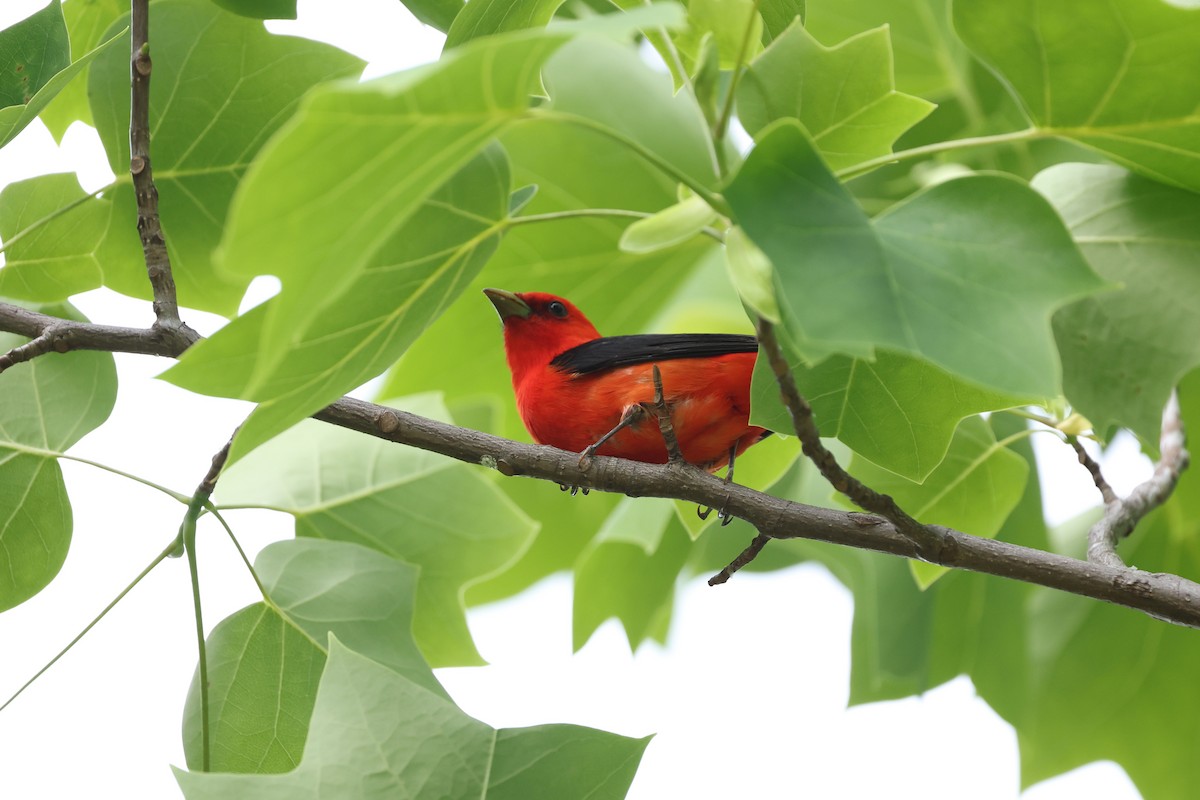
xmin=548 ymin=301 xmax=568 ymax=318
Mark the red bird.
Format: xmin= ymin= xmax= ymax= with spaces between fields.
xmin=484 ymin=288 xmax=769 ymax=481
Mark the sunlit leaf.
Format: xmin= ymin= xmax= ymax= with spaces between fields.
xmin=445 ymin=0 xmax=566 ymax=49
xmin=38 ymin=0 xmax=124 ymax=140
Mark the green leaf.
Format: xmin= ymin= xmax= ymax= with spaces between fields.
xmin=750 ymin=348 xmax=1027 ymax=481
xmin=86 ymin=0 xmax=364 ymax=315
xmin=573 ymin=498 xmax=692 ymax=650
xmin=759 ymin=0 xmax=803 ymax=44
xmin=955 ymin=0 xmax=1200 ymax=192
xmin=217 ymin=395 xmax=537 ymax=667
xmin=726 ymin=121 xmax=1105 ymax=397
xmin=176 ymin=638 xmax=650 ymax=799
xmin=399 ymin=0 xmax=466 ymax=31
xmin=209 ymin=0 xmax=298 ymax=19
xmin=0 ymin=173 xmax=141 ymax=301
xmin=163 ymin=145 xmax=511 ymax=461
xmin=445 ymin=0 xmax=567 ymax=49
xmin=737 ymin=23 xmax=935 ymax=171
xmin=0 ymin=304 xmax=116 ymax=611
xmin=1035 ymin=163 xmax=1200 ymax=443
xmin=38 ymin=0 xmax=125 ymax=141
xmin=182 ymin=538 xmax=442 ymax=772
xmin=843 ymin=415 xmax=1028 ymax=587
xmin=0 ymin=2 xmax=69 ymax=109
xmin=675 ymin=0 xmax=762 ymax=70
xmin=804 ymin=0 xmax=962 ymax=98
xmin=724 ymin=225 xmax=779 ymax=322
xmin=618 ymin=193 xmax=717 ymax=253
xmin=0 ymin=13 xmax=123 ymax=149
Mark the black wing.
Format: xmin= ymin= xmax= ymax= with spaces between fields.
xmin=550 ymin=334 xmax=758 ymax=375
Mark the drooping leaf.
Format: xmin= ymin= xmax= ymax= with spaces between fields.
xmin=445 ymin=0 xmax=567 ymax=49
xmin=1035 ymin=163 xmax=1200 ymax=443
xmin=209 ymin=0 xmax=297 ymax=19
xmin=86 ymin=0 xmax=364 ymax=315
xmin=38 ymin=0 xmax=125 ymax=140
xmin=955 ymin=0 xmax=1200 ymax=191
xmin=726 ymin=121 xmax=1105 ymax=397
xmin=573 ymin=497 xmax=692 ymax=650
xmin=163 ymin=145 xmax=511 ymax=461
xmin=843 ymin=415 xmax=1028 ymax=587
xmin=737 ymin=23 xmax=935 ymax=171
xmin=181 ymin=539 xmax=443 ymax=772
xmin=0 ymin=5 xmax=123 ymax=149
xmin=176 ymin=638 xmax=651 ymax=799
xmin=0 ymin=173 xmax=141 ymax=301
xmin=217 ymin=395 xmax=537 ymax=667
xmin=750 ymin=347 xmax=1027 ymax=481
xmin=618 ymin=194 xmax=717 ymax=253
xmin=0 ymin=303 xmax=116 ymax=611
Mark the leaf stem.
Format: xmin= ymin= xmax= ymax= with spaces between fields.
xmin=181 ymin=494 xmax=210 ymax=771
xmin=0 ymin=535 xmax=180 ymax=714
xmin=536 ymin=110 xmax=733 ymax=217
xmin=0 ymin=443 xmax=189 ymax=502
xmin=506 ymin=208 xmax=725 ymax=242
xmin=836 ymin=128 xmax=1044 ymax=179
xmin=712 ymin=0 xmax=761 ymax=154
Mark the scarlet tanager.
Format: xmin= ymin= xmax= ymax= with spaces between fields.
xmin=484 ymin=288 xmax=769 ymax=475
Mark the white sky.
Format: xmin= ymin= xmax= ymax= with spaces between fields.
xmin=0 ymin=1 xmax=1152 ymax=798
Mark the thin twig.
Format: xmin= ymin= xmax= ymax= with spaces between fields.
xmin=1087 ymin=392 xmax=1190 ymax=568
xmin=754 ymin=319 xmax=949 ymax=559
xmin=708 ymin=532 xmax=770 ymax=586
xmin=5 ymin=301 xmax=1200 ymax=628
xmin=0 ymin=331 xmax=55 ymax=373
xmin=177 ymin=433 xmax=235 ymax=773
xmin=130 ymin=0 xmax=192 ymax=335
xmin=1070 ymin=437 xmax=1118 ymax=506
xmin=650 ymin=364 xmax=685 ymax=463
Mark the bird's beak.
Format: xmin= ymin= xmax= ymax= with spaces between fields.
xmin=483 ymin=288 xmax=531 ymax=321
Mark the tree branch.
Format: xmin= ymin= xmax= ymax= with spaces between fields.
xmin=1070 ymin=436 xmax=1118 ymax=506
xmin=130 ymin=0 xmax=192 ymax=336
xmin=4 ymin=301 xmax=1200 ymax=628
xmin=1088 ymin=392 xmax=1191 ymax=568
xmin=753 ymin=320 xmax=949 ymax=559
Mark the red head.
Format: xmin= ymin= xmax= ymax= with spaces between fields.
xmin=484 ymin=289 xmax=601 ymax=386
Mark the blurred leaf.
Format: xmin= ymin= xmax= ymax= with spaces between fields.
xmin=209 ymin=0 xmax=297 ymax=19
xmin=0 ymin=303 xmax=116 ymax=611
xmin=0 ymin=173 xmax=140 ymax=301
xmin=399 ymin=0 xmax=466 ymax=31
xmin=38 ymin=0 xmax=124 ymax=141
xmin=218 ymin=396 xmax=537 ymax=667
xmin=87 ymin=0 xmax=364 ymax=315
xmin=675 ymin=0 xmax=762 ymax=70
xmin=738 ymin=23 xmax=935 ymax=171
xmin=573 ymin=498 xmax=692 ymax=650
xmin=163 ymin=145 xmax=510 ymax=461
xmin=182 ymin=539 xmax=442 ymax=772
xmin=759 ymin=0 xmax=803 ymax=44
xmin=1035 ymin=163 xmax=1200 ymax=444
xmin=618 ymin=194 xmax=716 ymax=253
xmin=726 ymin=121 xmax=1105 ymax=397
xmin=724 ymin=225 xmax=779 ymax=322
xmin=0 ymin=8 xmax=122 ymax=149
xmin=956 ymin=0 xmax=1200 ymax=191
xmin=750 ymin=348 xmax=1027 ymax=481
xmin=844 ymin=415 xmax=1028 ymax=587
xmin=177 ymin=638 xmax=650 ymax=799
xmin=445 ymin=0 xmax=566 ymax=49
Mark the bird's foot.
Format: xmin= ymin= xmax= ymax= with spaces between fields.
xmin=697 ymin=504 xmax=734 ymax=526
xmin=558 ymin=483 xmax=589 ymax=496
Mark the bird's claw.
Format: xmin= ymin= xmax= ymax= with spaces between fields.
xmin=697 ymin=505 xmax=734 ymax=525
xmin=578 ymin=449 xmax=595 ymax=471
xmin=558 ymin=483 xmax=589 ymax=497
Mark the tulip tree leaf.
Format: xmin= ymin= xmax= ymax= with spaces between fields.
xmin=737 ymin=23 xmax=935 ymax=171
xmin=162 ymin=144 xmax=511 ymax=461
xmin=750 ymin=347 xmax=1027 ymax=481
xmin=86 ymin=0 xmax=364 ymax=315
xmin=0 ymin=5 xmax=123 ymax=149
xmin=726 ymin=121 xmax=1105 ymax=397
xmin=209 ymin=0 xmax=298 ymax=20
xmin=38 ymin=0 xmax=125 ymax=141
xmin=573 ymin=498 xmax=692 ymax=650
xmin=956 ymin=0 xmax=1200 ymax=192
xmin=181 ymin=539 xmax=443 ymax=773
xmin=217 ymin=396 xmax=537 ymax=668
xmin=0 ymin=173 xmax=141 ymax=301
xmin=0 ymin=305 xmax=116 ymax=611
xmin=1036 ymin=163 xmax=1200 ymax=444
xmin=175 ymin=638 xmax=651 ymax=799
xmin=843 ymin=415 xmax=1028 ymax=587
xmin=444 ymin=0 xmax=567 ymax=49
